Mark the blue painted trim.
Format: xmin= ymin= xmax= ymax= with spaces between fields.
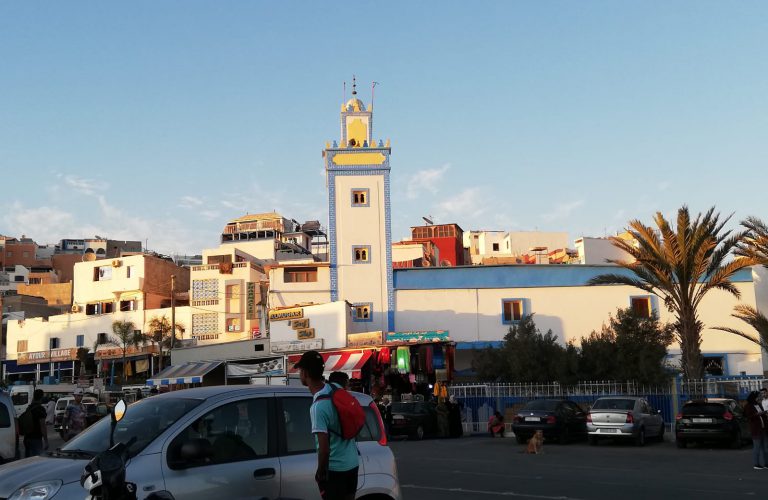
xmin=352 ymin=245 xmax=372 ymax=264
xmin=456 ymin=341 xmax=504 ymax=350
xmin=394 ymin=266 xmax=755 ymax=290
xmin=351 ymin=188 xmax=370 ymax=207
xmin=384 ymin=169 xmax=394 ymax=332
xmin=703 ymin=352 xmax=730 ymax=376
xmin=352 ymin=302 xmax=374 ymax=322
xmin=501 ymin=298 xmax=528 ymax=325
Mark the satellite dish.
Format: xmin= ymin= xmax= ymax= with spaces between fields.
xmin=422 ymin=216 xmax=434 ymax=225
xmin=82 ymin=253 xmax=97 ymax=262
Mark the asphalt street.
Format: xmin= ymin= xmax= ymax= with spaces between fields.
xmin=390 ymin=435 xmax=767 ymax=500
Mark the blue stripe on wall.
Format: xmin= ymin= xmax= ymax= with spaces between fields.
xmin=393 ymin=265 xmax=754 ymax=290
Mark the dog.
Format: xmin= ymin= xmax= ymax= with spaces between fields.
xmin=525 ymin=430 xmax=544 ymax=454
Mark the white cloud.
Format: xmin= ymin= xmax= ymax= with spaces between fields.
xmin=199 ymin=210 xmax=221 ymax=221
xmin=657 ymin=181 xmax=671 ymax=192
xmin=178 ymin=196 xmax=204 ymax=208
xmin=406 ymin=164 xmax=450 ymax=200
xmin=61 ymin=175 xmax=109 ymax=195
xmin=436 ymin=187 xmax=486 ymax=218
xmin=541 ymin=200 xmax=585 ymax=222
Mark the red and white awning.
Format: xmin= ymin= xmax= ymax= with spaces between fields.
xmin=288 ymin=349 xmax=374 ymax=378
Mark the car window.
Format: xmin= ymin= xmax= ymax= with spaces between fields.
xmin=591 ymin=399 xmax=635 ymax=411
xmin=357 ymin=406 xmax=382 ymax=442
xmin=281 ymin=397 xmax=315 ymax=454
xmin=522 ymin=400 xmax=560 ymax=412
xmin=567 ymin=402 xmax=584 ymax=413
xmin=0 ymin=403 xmax=10 ymax=428
xmin=11 ymin=392 xmax=28 ymax=406
xmin=640 ymin=401 xmax=649 ymax=413
xmin=64 ymin=397 xmax=201 ymax=458
xmin=56 ymin=399 xmax=70 ymax=411
xmin=168 ymin=398 xmax=270 ymax=468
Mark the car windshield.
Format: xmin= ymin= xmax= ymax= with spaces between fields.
xmin=11 ymin=392 xmax=28 ymax=406
xmin=682 ymin=403 xmax=728 ymax=416
xmin=523 ymin=400 xmax=560 ymax=411
xmin=61 ymin=397 xmax=201 ymax=458
xmin=56 ymin=399 xmax=70 ymax=411
xmin=592 ymin=399 xmax=635 ymax=411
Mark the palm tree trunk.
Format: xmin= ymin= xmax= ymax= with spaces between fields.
xmin=122 ymin=347 xmax=127 ymax=385
xmin=678 ymin=309 xmax=704 ymax=380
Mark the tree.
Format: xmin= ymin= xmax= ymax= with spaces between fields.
xmin=587 ymin=206 xmax=757 ymax=379
xmin=713 ymin=304 xmax=768 ymax=353
xmin=108 ymin=320 xmax=147 ymax=383
xmin=472 ymin=315 xmax=577 ymax=383
xmin=580 ymin=308 xmax=674 ymax=385
xmin=146 ymin=315 xmax=184 ymax=372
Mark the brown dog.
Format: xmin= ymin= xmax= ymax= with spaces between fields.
xmin=525 ymin=430 xmax=544 ymax=454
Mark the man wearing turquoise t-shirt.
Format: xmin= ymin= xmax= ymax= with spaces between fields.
xmin=295 ymin=350 xmax=359 ymax=500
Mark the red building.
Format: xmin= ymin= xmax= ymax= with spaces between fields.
xmin=410 ymin=223 xmax=465 ymax=266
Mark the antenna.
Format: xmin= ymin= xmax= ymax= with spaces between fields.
xmin=372 ymin=81 xmax=379 ymax=109
xmin=422 ymin=216 xmax=434 ymax=225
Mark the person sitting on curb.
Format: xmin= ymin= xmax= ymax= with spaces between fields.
xmin=488 ymin=411 xmax=505 ymax=437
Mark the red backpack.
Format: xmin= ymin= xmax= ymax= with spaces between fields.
xmin=318 ymin=384 xmax=366 ymax=440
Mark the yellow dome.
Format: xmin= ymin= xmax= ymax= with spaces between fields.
xmin=345 ymin=97 xmax=365 ymax=112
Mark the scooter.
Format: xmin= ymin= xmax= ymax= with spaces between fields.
xmin=80 ymin=400 xmax=174 ymax=500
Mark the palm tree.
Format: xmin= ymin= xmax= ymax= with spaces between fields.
xmin=110 ymin=320 xmax=147 ymax=383
xmin=146 ymin=315 xmax=184 ymax=372
xmin=587 ymin=206 xmax=758 ymax=379
xmin=713 ymin=304 xmax=768 ymax=352
xmin=737 ymin=217 xmax=768 ymax=263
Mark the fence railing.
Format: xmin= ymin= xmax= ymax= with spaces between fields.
xmin=449 ymin=377 xmax=768 ymax=435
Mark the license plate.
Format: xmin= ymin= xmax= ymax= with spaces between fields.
xmin=600 ymin=428 xmax=619 ymax=433
xmin=525 ymin=417 xmax=540 ymax=422
xmin=692 ymin=418 xmax=713 ymax=423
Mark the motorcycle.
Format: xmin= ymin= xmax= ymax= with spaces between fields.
xmin=80 ymin=400 xmax=174 ymax=500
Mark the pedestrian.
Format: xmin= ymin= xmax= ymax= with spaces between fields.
xmin=448 ymin=395 xmax=464 ymax=438
xmin=61 ymin=388 xmax=87 ymax=441
xmin=21 ymin=389 xmax=49 ymax=457
xmin=488 ymin=411 xmax=505 ymax=438
xmin=149 ymin=387 xmax=159 ymax=396
xmin=761 ymin=388 xmax=768 ymax=413
xmin=436 ymin=401 xmax=450 ymax=438
xmin=295 ymin=350 xmax=359 ymax=500
xmin=744 ymin=391 xmax=768 ymax=470
xmin=135 ymin=388 xmax=143 ymax=401
xmin=45 ymin=397 xmax=56 ymax=425
xmin=328 ymin=371 xmax=350 ymax=390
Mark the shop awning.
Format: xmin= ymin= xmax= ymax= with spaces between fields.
xmin=455 ymin=341 xmax=503 ymax=350
xmin=288 ymin=349 xmax=374 ymax=378
xmin=146 ymin=361 xmax=222 ymax=386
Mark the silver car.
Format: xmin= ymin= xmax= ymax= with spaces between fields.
xmin=587 ymin=396 xmax=665 ymax=446
xmin=0 ymin=386 xmax=401 ymax=500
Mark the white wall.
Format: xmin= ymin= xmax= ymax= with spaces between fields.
xmin=395 ymin=281 xmax=764 ymax=375
xmin=73 ymin=255 xmax=145 ymax=304
xmin=576 ymin=237 xmax=634 ymax=265
xmin=507 ymin=232 xmax=569 ymax=256
xmin=269 ymin=301 xmax=352 ymax=351
xmin=268 ymin=266 xmax=332 ymax=308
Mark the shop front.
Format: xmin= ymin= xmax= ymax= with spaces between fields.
xmin=4 ymin=348 xmax=79 ymax=383
xmin=94 ymin=344 xmax=159 ymax=385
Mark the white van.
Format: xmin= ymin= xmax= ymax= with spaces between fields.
xmin=0 ymin=392 xmax=18 ymax=463
xmin=10 ymin=384 xmax=79 ymax=417
xmin=53 ymin=395 xmax=97 ymax=431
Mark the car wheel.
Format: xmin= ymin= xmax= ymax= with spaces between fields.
xmin=516 ymin=434 xmax=526 ymax=444
xmin=634 ymin=428 xmax=645 ymax=447
xmin=676 ymin=438 xmax=686 ymax=449
xmin=589 ymin=436 xmax=598 ymax=446
xmin=731 ymin=429 xmax=742 ymax=449
xmin=412 ymin=425 xmax=425 ymax=441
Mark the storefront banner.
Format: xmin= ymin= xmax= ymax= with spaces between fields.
xmin=17 ymin=348 xmax=78 ymax=365
xmin=291 ymin=319 xmax=310 ymax=330
xmin=271 ymin=339 xmax=323 ymax=353
xmin=386 ymin=330 xmax=450 ymax=343
xmin=95 ymin=344 xmax=159 ymax=360
xmin=268 ymin=307 xmax=304 ymax=321
xmin=347 ymin=331 xmax=383 ymax=347
xmin=296 ymin=328 xmax=315 ymax=340
xmin=227 ymin=358 xmax=284 ymax=377
xmin=247 ymin=282 xmax=257 ymax=320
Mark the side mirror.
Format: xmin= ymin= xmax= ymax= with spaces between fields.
xmin=180 ymin=438 xmax=214 ymax=463
xmin=112 ymin=400 xmax=127 ymax=423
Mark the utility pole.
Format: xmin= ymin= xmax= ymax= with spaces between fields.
xmin=170 ymin=274 xmax=176 ymax=351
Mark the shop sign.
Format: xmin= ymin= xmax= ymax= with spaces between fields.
xmin=347 ymin=331 xmax=383 ymax=348
xmin=95 ymin=344 xmax=159 ymax=360
xmin=268 ymin=307 xmax=303 ymax=322
xmin=296 ymin=328 xmax=315 ymax=340
xmin=386 ymin=330 xmax=450 ymax=344
xmin=251 ymin=326 xmax=262 ymax=339
xmin=247 ymin=282 xmax=257 ymax=320
xmin=18 ymin=347 xmax=78 ymax=365
xmin=271 ymin=339 xmax=323 ymax=353
xmin=291 ymin=319 xmax=310 ymax=330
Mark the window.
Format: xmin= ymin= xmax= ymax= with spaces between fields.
xmin=226 ymin=317 xmax=241 ymax=332
xmin=22 ymin=251 xmax=29 ymax=258
xmin=703 ymin=355 xmax=725 ymax=376
xmin=87 ymin=302 xmax=114 ymax=316
xmin=630 ymin=296 xmax=653 ymax=318
xmin=502 ymin=299 xmax=525 ymax=324
xmin=97 ymin=333 xmax=108 ymax=345
xmin=351 ymin=188 xmax=369 ymax=207
xmin=120 ymin=300 xmax=137 ymax=312
xmin=6 ymin=251 xmax=11 ymax=257
xmin=492 ymin=243 xmax=500 ymax=251
xmin=126 ymin=266 xmax=133 ymax=278
xmin=94 ymin=266 xmax=112 ymax=281
xmin=28 ymin=278 xmax=42 ymax=284
xmin=280 ymin=397 xmax=315 ymax=454
xmin=207 ymin=254 xmax=233 ymax=265
xmin=76 ymin=335 xmax=85 ymax=348
xmin=353 ymin=303 xmax=373 ymax=322
xmin=14 ymin=275 xmax=24 ymax=282
xmin=17 ymin=340 xmax=28 ymax=353
xmin=167 ymin=398 xmax=271 ymax=469
xmin=352 ymin=245 xmax=371 ymax=264
xmin=49 ymin=337 xmax=60 ymax=349
xmin=284 ymin=267 xmax=318 ymax=283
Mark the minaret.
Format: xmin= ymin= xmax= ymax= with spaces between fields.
xmin=324 ymin=77 xmax=393 ymax=332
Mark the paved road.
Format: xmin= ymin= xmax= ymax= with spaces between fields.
xmin=390 ymin=436 xmax=766 ymax=499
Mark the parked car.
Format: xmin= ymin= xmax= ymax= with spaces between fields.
xmin=675 ymin=398 xmax=749 ymax=449
xmin=389 ymin=400 xmax=438 ymax=440
xmin=0 ymin=392 xmax=18 ymax=464
xmin=512 ymin=399 xmax=588 ymax=444
xmin=0 ymin=386 xmax=401 ymax=500
xmin=587 ymin=396 xmax=665 ymax=446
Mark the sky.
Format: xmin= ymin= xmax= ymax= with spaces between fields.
xmin=1 ymin=1 xmax=767 ymax=255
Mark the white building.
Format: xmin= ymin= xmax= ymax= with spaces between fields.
xmin=464 ymin=231 xmax=570 ymax=265
xmin=575 ymin=235 xmax=635 ymax=265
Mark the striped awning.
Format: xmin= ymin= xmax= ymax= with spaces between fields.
xmin=288 ymin=349 xmax=374 ymax=378
xmin=146 ymin=361 xmax=222 ymax=386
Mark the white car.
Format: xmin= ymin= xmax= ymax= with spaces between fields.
xmin=0 ymin=386 xmax=401 ymax=500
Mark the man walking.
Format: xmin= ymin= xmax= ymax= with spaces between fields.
xmin=23 ymin=389 xmax=49 ymax=457
xmin=61 ymin=388 xmax=87 ymax=441
xmin=295 ymin=351 xmax=359 ymax=500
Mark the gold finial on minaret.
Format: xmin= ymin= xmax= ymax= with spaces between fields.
xmin=351 ymin=75 xmax=357 ymax=95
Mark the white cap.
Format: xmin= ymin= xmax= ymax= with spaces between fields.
xmin=73 ymin=388 xmax=84 ymax=395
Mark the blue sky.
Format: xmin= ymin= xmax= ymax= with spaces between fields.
xmin=2 ymin=2 xmax=766 ymax=255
